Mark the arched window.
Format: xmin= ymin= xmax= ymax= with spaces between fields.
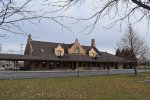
xmin=75 ymin=47 xmax=80 ymax=54
xmin=90 ymin=53 xmax=96 ymax=58
xmin=91 ymin=53 xmax=95 ymax=57
xmin=57 ymin=50 xmax=62 ymax=56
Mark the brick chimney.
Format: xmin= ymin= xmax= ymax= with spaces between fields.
xmin=91 ymin=39 xmax=96 ymax=47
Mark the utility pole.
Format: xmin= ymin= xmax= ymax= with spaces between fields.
xmin=7 ymin=49 xmax=14 ymax=54
xmin=20 ymin=44 xmax=24 ymax=54
xmin=107 ymin=56 xmax=110 ymax=75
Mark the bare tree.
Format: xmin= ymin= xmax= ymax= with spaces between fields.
xmin=2 ymin=0 xmax=150 ymax=35
xmin=44 ymin=0 xmax=150 ymax=33
xmin=0 ymin=0 xmax=39 ymax=36
xmin=118 ymin=24 xmax=149 ymax=75
xmin=0 ymin=0 xmax=75 ymax=36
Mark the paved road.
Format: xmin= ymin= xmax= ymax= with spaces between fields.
xmin=0 ymin=69 xmax=149 ymax=79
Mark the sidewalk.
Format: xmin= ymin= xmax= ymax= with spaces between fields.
xmin=0 ymin=69 xmax=149 ymax=79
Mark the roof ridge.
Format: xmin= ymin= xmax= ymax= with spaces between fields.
xmin=31 ymin=40 xmax=91 ymax=47
xmin=31 ymin=40 xmax=69 ymax=45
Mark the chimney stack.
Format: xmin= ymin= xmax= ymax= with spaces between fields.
xmin=91 ymin=39 xmax=96 ymax=47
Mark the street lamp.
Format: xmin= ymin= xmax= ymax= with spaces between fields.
xmin=77 ymin=62 xmax=79 ymax=77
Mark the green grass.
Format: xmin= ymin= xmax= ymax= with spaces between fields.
xmin=0 ymin=73 xmax=150 ymax=100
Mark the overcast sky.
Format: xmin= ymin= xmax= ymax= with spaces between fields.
xmin=0 ymin=0 xmax=150 ymax=54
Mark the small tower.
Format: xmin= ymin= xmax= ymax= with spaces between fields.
xmin=25 ymin=34 xmax=33 ymax=55
xmin=75 ymin=38 xmax=78 ymax=43
xmin=28 ymin=34 xmax=32 ymax=42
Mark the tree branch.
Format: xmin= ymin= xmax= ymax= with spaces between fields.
xmin=132 ymin=0 xmax=150 ymax=10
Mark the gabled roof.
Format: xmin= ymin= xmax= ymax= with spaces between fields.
xmin=23 ymin=40 xmax=126 ymax=62
xmin=29 ymin=40 xmax=103 ymax=56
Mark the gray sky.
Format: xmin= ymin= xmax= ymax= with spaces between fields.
xmin=0 ymin=0 xmax=150 ymax=54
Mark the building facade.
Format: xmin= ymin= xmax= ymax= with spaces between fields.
xmin=23 ymin=34 xmax=127 ymax=70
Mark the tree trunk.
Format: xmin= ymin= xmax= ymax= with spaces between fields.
xmin=133 ymin=65 xmax=137 ymax=76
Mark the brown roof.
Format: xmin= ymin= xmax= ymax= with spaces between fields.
xmin=0 ymin=52 xmax=128 ymax=63
xmin=23 ymin=40 xmax=126 ymax=62
xmin=0 ymin=54 xmax=42 ymax=61
xmin=0 ymin=40 xmax=128 ymax=62
xmin=30 ymin=40 xmax=102 ymax=55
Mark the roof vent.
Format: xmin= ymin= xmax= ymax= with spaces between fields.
xmin=40 ymin=49 xmax=44 ymax=52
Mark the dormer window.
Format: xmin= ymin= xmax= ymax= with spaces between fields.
xmin=57 ymin=50 xmax=62 ymax=57
xmin=75 ymin=47 xmax=80 ymax=54
xmin=89 ymin=48 xmax=97 ymax=58
xmin=55 ymin=44 xmax=64 ymax=57
xmin=91 ymin=53 xmax=95 ymax=57
xmin=68 ymin=39 xmax=85 ymax=55
xmin=90 ymin=53 xmax=96 ymax=58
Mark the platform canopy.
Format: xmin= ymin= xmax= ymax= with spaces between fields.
xmin=0 ymin=53 xmax=129 ymax=63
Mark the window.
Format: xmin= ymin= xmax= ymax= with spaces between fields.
xmin=91 ymin=53 xmax=95 ymax=57
xmin=75 ymin=47 xmax=80 ymax=54
xmin=57 ymin=50 xmax=62 ymax=56
xmin=90 ymin=53 xmax=96 ymax=58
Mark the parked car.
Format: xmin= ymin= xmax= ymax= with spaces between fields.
xmin=0 ymin=67 xmax=5 ymax=71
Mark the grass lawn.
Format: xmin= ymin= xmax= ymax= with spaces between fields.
xmin=0 ymin=73 xmax=150 ymax=100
